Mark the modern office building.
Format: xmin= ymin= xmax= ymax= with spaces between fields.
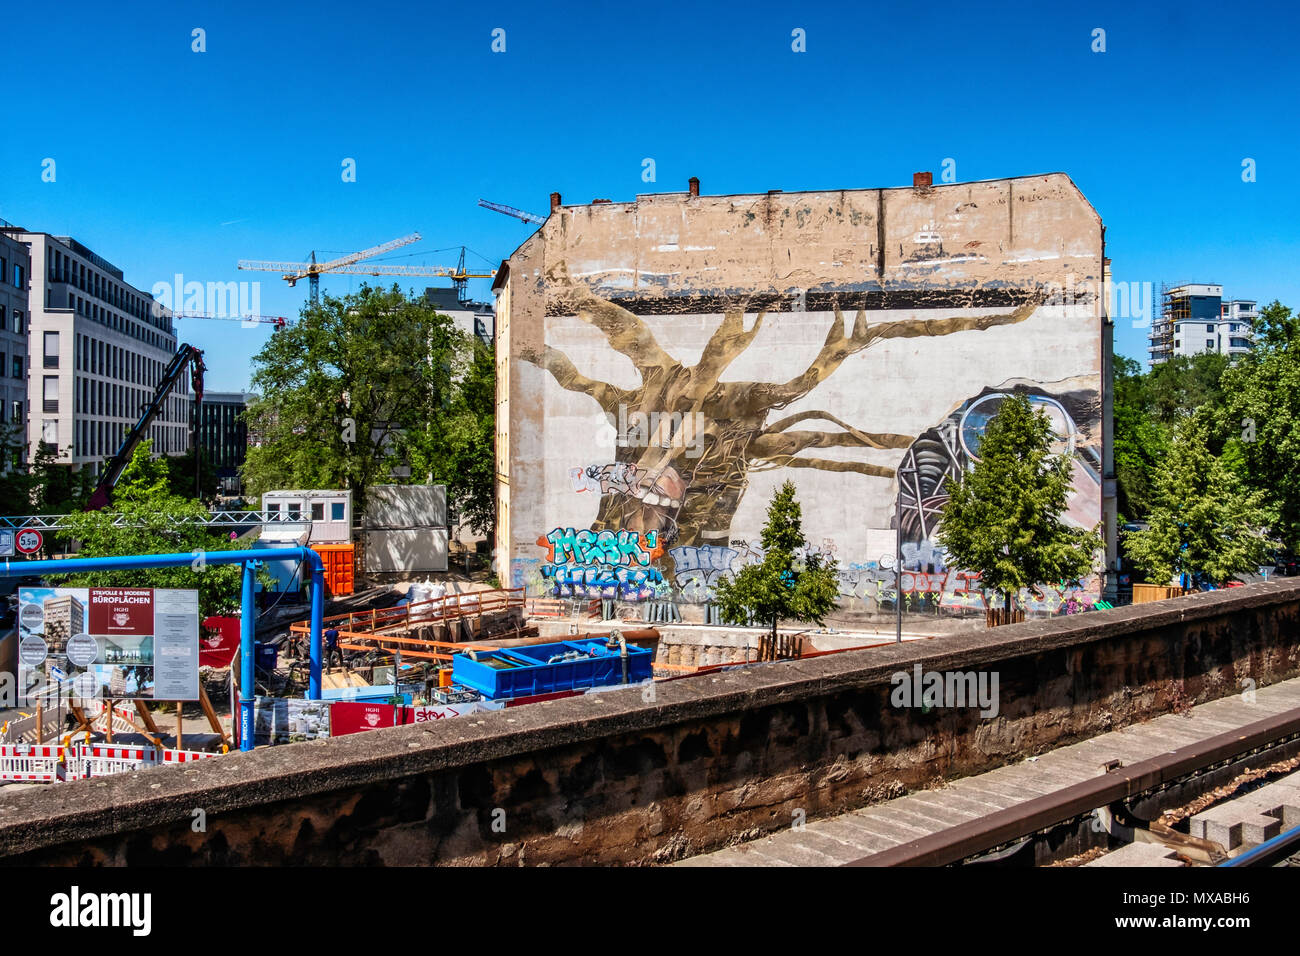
xmin=0 ymin=221 xmax=31 ymax=461
xmin=424 ymin=286 xmax=494 ymax=347
xmin=42 ymin=593 xmax=85 ymax=649
xmin=15 ymin=231 xmax=192 ymax=475
xmin=198 ymin=390 xmax=249 ymax=494
xmin=1148 ymin=283 xmax=1257 ymax=366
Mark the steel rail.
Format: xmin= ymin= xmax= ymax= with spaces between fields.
xmin=1219 ymin=822 xmax=1300 ymax=868
xmin=845 ymin=706 xmax=1300 ymax=867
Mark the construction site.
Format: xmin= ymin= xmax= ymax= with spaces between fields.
xmin=0 ymin=174 xmax=1292 ymax=881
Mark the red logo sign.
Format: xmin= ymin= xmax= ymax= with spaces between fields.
xmin=89 ymin=588 xmax=154 ymax=636
xmin=329 ymin=702 xmax=400 ymax=737
xmin=199 ymin=616 xmax=240 ymax=669
xmin=15 ymin=529 xmax=42 ymax=554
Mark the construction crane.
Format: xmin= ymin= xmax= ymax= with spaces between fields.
xmin=173 ymin=311 xmax=291 ymax=331
xmin=478 ymin=199 xmax=546 ymax=225
xmin=87 ymin=343 xmax=205 ymax=510
xmin=238 ymin=233 xmax=492 ymax=305
xmin=442 ymin=246 xmax=496 ymax=301
xmin=238 ymin=233 xmax=421 ymax=306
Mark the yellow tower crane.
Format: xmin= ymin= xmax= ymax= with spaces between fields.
xmin=237 ymin=234 xmax=494 ymax=305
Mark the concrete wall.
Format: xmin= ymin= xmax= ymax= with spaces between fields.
xmin=2 ymin=579 xmax=1297 ymax=866
xmin=497 ymin=175 xmax=1112 ymax=617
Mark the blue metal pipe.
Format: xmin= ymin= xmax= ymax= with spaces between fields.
xmin=1 ymin=547 xmax=321 ymax=578
xmin=309 ymin=562 xmax=325 ymax=700
xmin=240 ymin=561 xmax=257 ymax=752
xmin=1 ymin=546 xmax=327 ymax=752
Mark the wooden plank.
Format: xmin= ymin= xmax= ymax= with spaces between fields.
xmin=198 ymin=684 xmax=231 ymax=747
xmin=132 ymin=701 xmax=165 ymax=748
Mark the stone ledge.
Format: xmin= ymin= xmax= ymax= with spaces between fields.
xmin=2 ymin=577 xmax=1297 ymax=860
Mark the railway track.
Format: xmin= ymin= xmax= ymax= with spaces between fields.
xmin=850 ymin=708 xmax=1300 ymax=867
xmin=678 ymin=676 xmax=1300 ymax=868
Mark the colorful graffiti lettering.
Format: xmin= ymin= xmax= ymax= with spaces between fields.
xmin=669 ymin=544 xmax=738 ymax=602
xmin=542 ymin=564 xmax=665 ymax=600
xmin=538 ymin=527 xmax=664 ymax=567
xmin=536 ymin=527 xmax=667 ymax=601
xmin=901 ymin=539 xmax=948 ymax=572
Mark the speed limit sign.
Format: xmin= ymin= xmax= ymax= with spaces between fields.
xmin=15 ymin=529 xmax=43 ymax=554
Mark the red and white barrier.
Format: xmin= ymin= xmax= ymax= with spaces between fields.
xmin=160 ymin=749 xmax=218 ymax=764
xmin=2 ymin=743 xmax=219 ymax=783
xmin=69 ymin=744 xmax=157 ymax=779
xmin=0 ymin=744 xmax=66 ymax=782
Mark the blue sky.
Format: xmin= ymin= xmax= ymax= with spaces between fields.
xmin=2 ymin=0 xmax=1296 ymax=389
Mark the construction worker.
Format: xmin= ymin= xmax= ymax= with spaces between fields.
xmin=324 ymin=628 xmax=342 ymax=671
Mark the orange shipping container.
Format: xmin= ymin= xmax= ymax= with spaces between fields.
xmin=312 ymin=543 xmax=355 ymax=596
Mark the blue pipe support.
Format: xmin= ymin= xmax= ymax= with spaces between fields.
xmin=309 ymin=562 xmax=325 ymax=701
xmin=1 ymin=546 xmax=326 ymax=753
xmin=240 ymin=561 xmax=257 ymax=751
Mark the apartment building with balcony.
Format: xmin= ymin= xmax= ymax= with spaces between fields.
xmin=0 ymin=221 xmax=31 ymax=460
xmin=1148 ymin=283 xmax=1257 ymax=366
xmin=15 ymin=231 xmax=191 ymax=475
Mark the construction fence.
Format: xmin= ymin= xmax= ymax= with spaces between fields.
xmin=0 ymin=742 xmax=218 ymax=784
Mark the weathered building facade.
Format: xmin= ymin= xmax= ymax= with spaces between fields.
xmin=494 ymin=174 xmax=1116 ymax=617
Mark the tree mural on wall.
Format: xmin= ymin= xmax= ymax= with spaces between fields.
xmin=522 ymin=275 xmax=1039 ymax=549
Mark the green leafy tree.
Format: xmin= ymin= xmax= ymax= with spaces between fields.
xmin=1145 ymin=352 xmax=1229 ymax=431
xmin=1112 ymin=355 xmax=1169 ymax=521
xmin=936 ymin=391 xmax=1100 ymax=618
xmin=164 ymin=447 xmax=219 ymax=501
xmin=1218 ymin=301 xmax=1300 ymax=551
xmin=1122 ymin=417 xmax=1275 ymax=586
xmin=713 ymin=480 xmax=839 ymax=642
xmin=29 ymin=440 xmax=92 ymax=514
xmin=241 ymin=284 xmax=469 ymax=513
xmin=404 ymin=339 xmax=497 ymax=537
xmin=0 ymin=422 xmax=35 ymax=516
xmin=56 ymin=442 xmax=251 ymax=617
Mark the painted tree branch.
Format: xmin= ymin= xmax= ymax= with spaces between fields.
xmin=751 ymin=428 xmax=907 ymax=461
xmin=565 ymin=281 xmax=674 ymax=377
xmin=735 ymin=301 xmax=1039 ymax=412
xmin=752 ymin=456 xmax=896 ymax=478
xmin=691 ymin=308 xmax=767 ymax=388
xmin=520 ymin=344 xmax=632 ymax=413
xmin=760 ymin=409 xmax=913 ymax=449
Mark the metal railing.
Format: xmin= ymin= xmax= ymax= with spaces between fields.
xmin=288 ymin=587 xmax=527 ymax=662
xmin=0 ymin=511 xmax=313 ymax=532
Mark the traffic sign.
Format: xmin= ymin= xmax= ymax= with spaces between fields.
xmin=15 ymin=529 xmax=43 ymax=554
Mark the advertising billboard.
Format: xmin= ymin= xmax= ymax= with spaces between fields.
xmin=16 ymin=587 xmax=201 ymax=703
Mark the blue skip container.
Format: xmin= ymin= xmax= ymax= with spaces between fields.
xmin=451 ymin=638 xmax=654 ymax=700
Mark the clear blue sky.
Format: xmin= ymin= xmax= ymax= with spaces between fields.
xmin=3 ymin=0 xmax=1296 ymax=389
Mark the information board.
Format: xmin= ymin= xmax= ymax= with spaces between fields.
xmin=17 ymin=587 xmax=201 ymax=703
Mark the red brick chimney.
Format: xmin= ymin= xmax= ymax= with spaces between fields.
xmin=550 ymin=191 xmax=561 ymax=211
xmin=688 ymin=177 xmax=699 ymax=198
xmin=913 ymin=172 xmax=933 ymax=188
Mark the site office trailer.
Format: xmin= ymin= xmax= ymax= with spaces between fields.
xmin=261 ymin=490 xmax=352 ymax=544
